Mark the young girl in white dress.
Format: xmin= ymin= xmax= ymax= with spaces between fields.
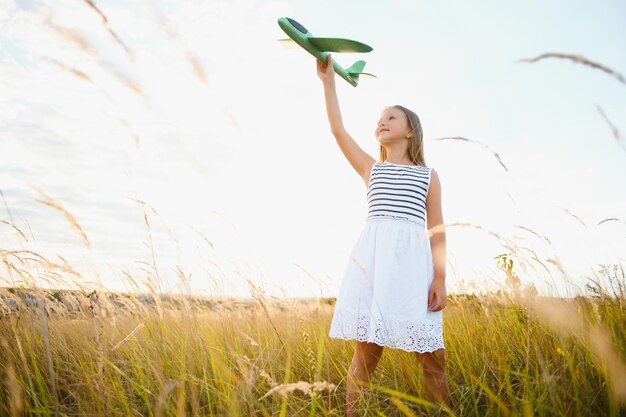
xmin=317 ymin=54 xmax=451 ymax=415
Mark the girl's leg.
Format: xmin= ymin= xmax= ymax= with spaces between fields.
xmin=346 ymin=341 xmax=384 ymax=417
xmin=414 ymin=348 xmax=451 ymax=408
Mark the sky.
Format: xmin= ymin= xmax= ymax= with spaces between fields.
xmin=1 ymin=0 xmax=625 ymax=299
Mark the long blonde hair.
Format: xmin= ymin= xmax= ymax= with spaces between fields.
xmin=378 ymin=105 xmax=426 ymax=166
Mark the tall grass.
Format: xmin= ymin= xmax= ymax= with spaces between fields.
xmin=0 ymin=262 xmax=624 ymax=416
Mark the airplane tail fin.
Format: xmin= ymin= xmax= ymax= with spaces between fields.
xmin=347 ymin=60 xmax=366 ymax=76
xmin=347 ymin=60 xmax=377 ymax=86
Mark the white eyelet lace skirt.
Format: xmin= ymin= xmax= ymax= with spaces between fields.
xmin=329 ymin=216 xmax=445 ymax=353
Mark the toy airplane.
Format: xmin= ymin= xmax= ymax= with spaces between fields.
xmin=277 ymin=17 xmax=376 ymax=87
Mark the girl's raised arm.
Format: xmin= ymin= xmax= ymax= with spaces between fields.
xmin=317 ymin=54 xmax=375 ymax=185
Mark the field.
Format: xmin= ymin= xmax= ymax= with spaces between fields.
xmin=0 ymin=266 xmax=624 ymax=416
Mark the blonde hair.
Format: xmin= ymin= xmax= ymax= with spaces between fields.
xmin=378 ymin=105 xmax=426 ymax=166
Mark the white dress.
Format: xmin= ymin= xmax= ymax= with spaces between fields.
xmin=328 ymin=161 xmax=445 ymax=353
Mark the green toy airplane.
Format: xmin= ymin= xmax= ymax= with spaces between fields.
xmin=277 ymin=17 xmax=376 ymax=87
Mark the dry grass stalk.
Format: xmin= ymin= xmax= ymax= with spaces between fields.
xmin=597 ymin=217 xmax=624 ymax=226
xmin=244 ymin=277 xmax=286 ymax=352
xmin=513 ymin=225 xmax=552 ymax=244
xmin=144 ymin=3 xmax=208 ymax=83
xmin=239 ymin=331 xmax=259 ymax=347
xmin=516 ymin=52 xmax=626 ymax=85
xmin=47 ymin=20 xmax=145 ymax=95
xmin=1 ymin=249 xmax=82 ymax=290
xmin=433 ymin=136 xmax=509 ymax=172
xmin=0 ymin=219 xmax=28 ymax=242
xmin=561 ymin=208 xmax=586 ymax=227
xmin=44 ymin=56 xmax=95 ymax=85
xmin=258 ymin=380 xmax=337 ymax=400
xmin=111 ymin=321 xmax=145 ymax=351
xmin=428 ymin=222 xmax=518 ymax=254
xmin=235 ymin=354 xmax=256 ymax=392
xmin=6 ymin=361 xmax=24 ymax=417
xmin=292 ymin=301 xmax=316 ymax=375
xmin=43 ymin=55 xmax=143 ymax=147
xmin=1 ymin=339 xmax=24 ymax=417
xmin=82 ymin=0 xmax=135 ymax=61
xmin=0 ymin=189 xmax=16 ymax=225
xmin=48 ymin=21 xmax=143 ymax=94
xmin=32 ymin=186 xmax=91 ymax=248
xmin=596 ymin=104 xmax=625 ymax=150
xmin=38 ymin=298 xmax=59 ymax=412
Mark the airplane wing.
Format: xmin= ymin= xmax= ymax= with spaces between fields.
xmin=277 ymin=38 xmax=301 ymax=49
xmin=308 ymin=37 xmax=373 ymax=53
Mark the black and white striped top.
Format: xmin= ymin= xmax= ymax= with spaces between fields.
xmin=366 ymin=161 xmax=432 ymax=225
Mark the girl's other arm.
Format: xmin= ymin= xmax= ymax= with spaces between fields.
xmin=317 ymin=54 xmax=374 ymax=184
xmin=426 ymin=168 xmax=447 ymax=311
xmin=426 ymin=168 xmax=446 ymax=282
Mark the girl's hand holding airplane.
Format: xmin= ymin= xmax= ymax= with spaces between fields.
xmin=317 ymin=53 xmax=335 ymax=85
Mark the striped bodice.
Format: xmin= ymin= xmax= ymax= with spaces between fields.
xmin=366 ymin=161 xmax=432 ymax=225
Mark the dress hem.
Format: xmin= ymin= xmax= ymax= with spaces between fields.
xmin=328 ymin=333 xmax=446 ymax=354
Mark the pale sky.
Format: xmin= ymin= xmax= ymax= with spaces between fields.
xmin=1 ymin=0 xmax=625 ymax=299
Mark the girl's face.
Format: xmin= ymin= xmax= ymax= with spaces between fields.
xmin=375 ymin=108 xmax=412 ymax=143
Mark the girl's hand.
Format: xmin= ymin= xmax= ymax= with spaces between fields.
xmin=428 ymin=277 xmax=447 ymax=312
xmin=316 ymin=53 xmax=335 ymax=84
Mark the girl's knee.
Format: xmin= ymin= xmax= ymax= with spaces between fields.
xmin=356 ymin=341 xmax=384 ymax=357
xmin=353 ymin=342 xmax=384 ymax=369
xmin=415 ymin=348 xmax=446 ymax=366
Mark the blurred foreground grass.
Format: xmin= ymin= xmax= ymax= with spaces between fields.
xmin=0 ymin=265 xmax=624 ymax=417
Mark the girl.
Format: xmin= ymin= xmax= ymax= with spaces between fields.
xmin=317 ymin=54 xmax=451 ymax=415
